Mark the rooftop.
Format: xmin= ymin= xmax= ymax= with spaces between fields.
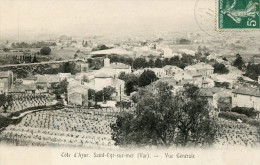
xmin=233 ymin=87 xmax=260 ymax=97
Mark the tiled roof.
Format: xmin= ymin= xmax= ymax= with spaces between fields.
xmin=0 ymin=71 xmax=12 ymax=78
xmin=233 ymin=87 xmax=260 ymax=97
xmin=36 ymin=75 xmax=60 ymax=84
xmin=185 ymin=63 xmax=214 ymax=71
xmin=199 ymin=87 xmax=225 ymax=97
xmin=94 ymin=68 xmax=115 ymax=78
xmin=9 ymin=84 xmax=36 ymax=93
xmin=199 ymin=88 xmax=213 ymax=97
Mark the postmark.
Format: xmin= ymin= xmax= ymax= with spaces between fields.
xmin=218 ymin=0 xmax=260 ymax=29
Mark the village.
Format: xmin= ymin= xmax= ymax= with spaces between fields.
xmin=0 ymin=34 xmax=260 ymax=148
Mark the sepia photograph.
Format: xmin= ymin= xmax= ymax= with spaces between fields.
xmin=0 ymin=0 xmax=260 ymax=164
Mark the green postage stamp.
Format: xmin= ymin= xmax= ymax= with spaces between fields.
xmin=218 ymin=0 xmax=260 ymax=29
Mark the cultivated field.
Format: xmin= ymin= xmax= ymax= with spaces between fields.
xmin=0 ymin=108 xmax=119 ymax=148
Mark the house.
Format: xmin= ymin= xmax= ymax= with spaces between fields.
xmin=58 ymin=73 xmax=73 ymax=81
xmin=232 ymin=87 xmax=260 ymax=111
xmin=109 ymin=62 xmax=131 ymax=77
xmin=67 ymin=83 xmax=88 ymax=106
xmin=22 ymin=76 xmax=38 ymax=85
xmin=0 ymin=71 xmax=13 ymax=93
xmin=9 ymin=84 xmax=36 ymax=94
xmin=88 ymin=70 xmax=125 ymax=96
xmin=163 ymin=65 xmax=183 ymax=77
xmin=184 ymin=62 xmax=214 ymax=76
xmin=36 ymin=74 xmax=60 ymax=86
xmin=173 ymin=71 xmax=193 ymax=81
xmin=178 ymin=49 xmax=196 ymax=56
xmin=198 ymin=87 xmax=231 ymax=109
xmin=101 ymin=57 xmax=131 ymax=77
xmin=35 ymin=74 xmax=60 ymax=92
xmin=201 ymin=76 xmax=215 ymax=88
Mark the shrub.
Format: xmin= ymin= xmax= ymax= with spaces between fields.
xmin=40 ymin=47 xmax=51 ymax=55
xmin=218 ymin=111 xmax=248 ymax=122
xmin=231 ymin=106 xmax=259 ymax=118
xmin=245 ymin=119 xmax=260 ymax=127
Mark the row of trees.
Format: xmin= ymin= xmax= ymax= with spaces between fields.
xmin=107 ymin=54 xmax=195 ymax=70
xmin=111 ymin=83 xmax=218 ymax=147
xmin=11 ymin=42 xmax=56 ymax=49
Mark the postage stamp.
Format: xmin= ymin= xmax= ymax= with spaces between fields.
xmin=218 ymin=0 xmax=260 ymax=29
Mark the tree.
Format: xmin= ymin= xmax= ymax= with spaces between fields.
xmin=138 ymin=70 xmax=158 ymax=87
xmin=213 ymin=63 xmax=229 ymax=74
xmin=32 ymin=55 xmax=38 ymax=63
xmin=173 ymin=84 xmax=217 ymax=146
xmin=154 ymin=58 xmax=163 ymax=68
xmin=111 ymin=83 xmax=218 ymax=147
xmin=3 ymin=48 xmax=10 ymax=52
xmin=103 ymin=86 xmax=116 ymax=101
xmin=52 ymin=79 xmax=68 ymax=100
xmin=133 ymin=58 xmax=147 ymax=69
xmin=233 ymin=53 xmax=244 ymax=70
xmin=148 ymin=59 xmax=155 ymax=68
xmin=0 ymin=94 xmax=13 ymax=113
xmin=118 ymin=73 xmax=139 ymax=95
xmin=40 ymin=47 xmax=51 ymax=55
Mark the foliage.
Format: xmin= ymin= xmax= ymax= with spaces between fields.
xmin=0 ymin=115 xmax=12 ymax=129
xmin=154 ymin=58 xmax=163 ymax=68
xmin=138 ymin=70 xmax=158 ymax=87
xmin=52 ymin=79 xmax=68 ymax=99
xmin=3 ymin=48 xmax=10 ymax=52
xmin=233 ymin=53 xmax=244 ymax=70
xmin=88 ymin=86 xmax=116 ymax=102
xmin=11 ymin=41 xmax=56 ymax=48
xmin=0 ymin=94 xmax=13 ymax=113
xmin=92 ymin=44 xmax=109 ymax=51
xmin=111 ymin=83 xmax=218 ymax=147
xmin=213 ymin=63 xmax=229 ymax=74
xmin=231 ymin=107 xmax=259 ymax=118
xmin=219 ymin=111 xmax=260 ymax=127
xmin=218 ymin=111 xmax=248 ymax=121
xmin=244 ymin=63 xmax=260 ymax=80
xmin=214 ymin=82 xmax=230 ymax=89
xmin=133 ymin=58 xmax=148 ymax=69
xmin=32 ymin=55 xmax=38 ymax=63
xmin=40 ymin=47 xmax=51 ymax=55
xmin=176 ymin=38 xmax=191 ymax=45
xmin=118 ymin=72 xmax=139 ymax=95
xmin=103 ymin=86 xmax=116 ymax=101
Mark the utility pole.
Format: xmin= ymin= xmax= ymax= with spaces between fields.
xmin=120 ymin=85 xmax=122 ymax=112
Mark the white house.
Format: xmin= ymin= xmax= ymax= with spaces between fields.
xmin=163 ymin=65 xmax=183 ymax=77
xmin=184 ymin=62 xmax=214 ymax=76
xmin=67 ymin=83 xmax=88 ymax=106
xmin=0 ymin=71 xmax=13 ymax=93
xmin=88 ymin=70 xmax=125 ymax=96
xmin=173 ymin=71 xmax=193 ymax=81
xmin=103 ymin=57 xmax=131 ymax=77
xmin=22 ymin=76 xmax=38 ymax=85
xmin=232 ymin=87 xmax=260 ymax=111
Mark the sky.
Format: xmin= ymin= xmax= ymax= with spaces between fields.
xmin=0 ymin=0 xmax=202 ymax=40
